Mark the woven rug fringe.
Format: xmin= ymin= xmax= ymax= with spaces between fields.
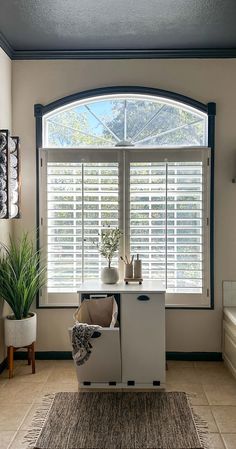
xmin=186 ymin=393 xmax=209 ymax=449
xmin=24 ymin=394 xmax=55 ymax=448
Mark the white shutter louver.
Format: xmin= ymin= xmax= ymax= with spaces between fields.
xmin=47 ymin=162 xmax=119 ymax=292
xmin=166 ymin=162 xmax=203 ymax=293
xmin=130 ymin=163 xmax=167 ymax=282
xmin=83 ymin=163 xmax=119 ymax=279
xmin=47 ymin=162 xmax=83 ymax=292
xmin=130 ymin=160 xmax=205 ymax=293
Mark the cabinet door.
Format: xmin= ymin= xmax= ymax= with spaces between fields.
xmin=69 ymin=328 xmax=121 ymax=383
xmin=121 ymin=293 xmax=165 ymax=383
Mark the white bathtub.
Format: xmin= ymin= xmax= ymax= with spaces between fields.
xmin=223 ymin=307 xmax=236 ymax=378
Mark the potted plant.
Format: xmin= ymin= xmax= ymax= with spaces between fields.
xmin=96 ymin=226 xmax=122 ymax=284
xmin=0 ymin=233 xmax=46 ymax=348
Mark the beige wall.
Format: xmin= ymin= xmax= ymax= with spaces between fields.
xmin=0 ymin=48 xmax=12 ymax=363
xmin=12 ymin=58 xmax=236 ymax=353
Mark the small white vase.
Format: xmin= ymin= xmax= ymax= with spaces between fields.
xmin=4 ymin=312 xmax=37 ymax=347
xmin=101 ymin=267 xmax=119 ymax=284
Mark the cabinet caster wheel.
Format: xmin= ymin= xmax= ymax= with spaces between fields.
xmin=125 ymin=281 xmax=128 ymax=285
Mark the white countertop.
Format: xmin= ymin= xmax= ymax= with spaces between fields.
xmin=224 ymin=307 xmax=236 ymax=326
xmin=77 ymin=280 xmax=166 ymax=294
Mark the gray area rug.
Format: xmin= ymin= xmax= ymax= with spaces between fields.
xmin=26 ymin=392 xmax=208 ymax=449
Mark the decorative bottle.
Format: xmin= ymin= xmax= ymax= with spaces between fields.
xmin=134 ymin=254 xmax=142 ymax=279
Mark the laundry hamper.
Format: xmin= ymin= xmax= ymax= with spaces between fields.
xmin=69 ymin=295 xmax=121 ymax=385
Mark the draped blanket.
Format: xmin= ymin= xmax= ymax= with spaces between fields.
xmin=72 ymin=323 xmax=101 ymax=366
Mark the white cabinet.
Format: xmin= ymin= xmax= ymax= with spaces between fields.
xmin=75 ymin=281 xmax=166 ymax=387
xmin=121 ymin=293 xmax=165 ymax=384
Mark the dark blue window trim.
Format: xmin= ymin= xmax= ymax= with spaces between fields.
xmin=35 ymin=86 xmax=216 ymax=309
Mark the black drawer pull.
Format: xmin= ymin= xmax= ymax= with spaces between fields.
xmin=91 ymin=331 xmax=102 ymax=338
xmin=137 ymin=295 xmax=150 ymax=301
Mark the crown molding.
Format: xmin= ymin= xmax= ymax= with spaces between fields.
xmin=0 ymin=32 xmax=13 ymax=58
xmin=1 ymin=30 xmax=236 ymax=60
xmin=11 ymin=47 xmax=236 ymax=60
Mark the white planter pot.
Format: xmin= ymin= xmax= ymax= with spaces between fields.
xmin=101 ymin=267 xmax=119 ymax=284
xmin=4 ymin=312 xmax=37 ymax=348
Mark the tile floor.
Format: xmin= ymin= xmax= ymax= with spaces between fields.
xmin=0 ymin=360 xmax=236 ymax=448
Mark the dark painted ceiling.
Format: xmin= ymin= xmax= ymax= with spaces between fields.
xmin=0 ymin=0 xmax=236 ymax=56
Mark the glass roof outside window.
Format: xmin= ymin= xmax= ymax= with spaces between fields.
xmin=43 ymin=94 xmax=208 ymax=148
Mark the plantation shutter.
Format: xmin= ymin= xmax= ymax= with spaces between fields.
xmin=166 ymin=161 xmax=204 ymax=294
xmin=83 ymin=163 xmax=119 ymax=279
xmin=127 ymin=148 xmax=210 ymax=307
xmin=39 ymin=149 xmax=120 ymax=306
xmin=46 ymin=161 xmax=83 ymax=292
xmin=129 ymin=162 xmax=167 ymax=283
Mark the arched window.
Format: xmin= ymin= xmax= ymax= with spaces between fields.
xmin=43 ymin=94 xmax=208 ymax=148
xmin=36 ymin=87 xmax=215 ymax=308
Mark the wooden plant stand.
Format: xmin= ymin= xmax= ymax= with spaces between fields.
xmin=7 ymin=342 xmax=35 ymax=379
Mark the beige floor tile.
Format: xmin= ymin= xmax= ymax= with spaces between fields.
xmin=9 ymin=430 xmax=27 ymax=449
xmin=197 ymin=366 xmax=236 ymax=385
xmin=166 ymin=360 xmax=195 ymax=368
xmin=0 ymin=431 xmax=16 ymax=449
xmin=211 ymin=405 xmax=236 ymax=433
xmin=0 ymin=382 xmax=44 ymax=404
xmin=33 ymin=360 xmax=59 ymax=367
xmin=208 ymin=433 xmax=225 ymax=449
xmin=194 ymin=361 xmax=225 ymax=369
xmin=0 ymin=404 xmax=30 ymax=431
xmin=204 ymin=383 xmax=236 ymax=405
xmin=19 ymin=403 xmax=39 ymax=431
xmin=35 ymin=382 xmax=78 ymax=402
xmin=13 ymin=363 xmax=52 ymax=383
xmin=0 ymin=379 xmax=7 ymax=389
xmin=166 ymin=367 xmax=200 ymax=384
xmin=193 ymin=406 xmax=218 ymax=432
xmin=0 ymin=361 xmax=23 ymax=379
xmin=0 ymin=371 xmax=8 ymax=380
xmin=47 ymin=368 xmax=77 ymax=383
xmin=165 ymin=383 xmax=208 ymax=405
xmin=211 ymin=406 xmax=236 ymax=433
xmin=49 ymin=360 xmax=74 ymax=369
xmin=222 ymin=434 xmax=236 ymax=449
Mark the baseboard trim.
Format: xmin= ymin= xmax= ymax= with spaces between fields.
xmin=166 ymin=351 xmax=222 ymax=361
xmin=14 ymin=351 xmax=73 ymax=360
xmin=0 ymin=357 xmax=7 ymax=373
xmin=13 ymin=351 xmax=222 ymax=362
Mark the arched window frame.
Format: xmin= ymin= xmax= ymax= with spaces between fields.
xmin=35 ymin=86 xmax=216 ymax=309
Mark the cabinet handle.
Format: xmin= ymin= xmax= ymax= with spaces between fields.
xmin=91 ymin=331 xmax=102 ymax=338
xmin=137 ymin=295 xmax=150 ymax=301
